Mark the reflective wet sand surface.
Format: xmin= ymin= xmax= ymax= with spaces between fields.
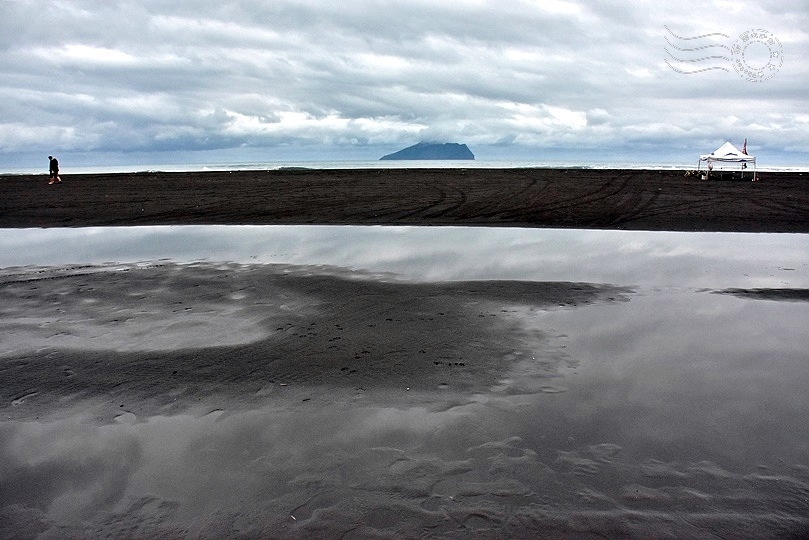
xmin=2 ymin=227 xmax=808 ymax=538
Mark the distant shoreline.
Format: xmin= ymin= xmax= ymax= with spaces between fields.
xmin=3 ymin=160 xmax=808 ymax=176
xmin=1 ymin=168 xmax=807 ymax=232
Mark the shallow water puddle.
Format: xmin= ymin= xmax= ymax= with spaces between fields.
xmin=2 ymin=225 xmax=809 ymax=288
xmin=1 ymin=226 xmax=808 ymax=538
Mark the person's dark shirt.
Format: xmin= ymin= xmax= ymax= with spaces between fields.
xmin=50 ymin=158 xmax=59 ymax=173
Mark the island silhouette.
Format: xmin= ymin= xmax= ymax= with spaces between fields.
xmin=380 ymin=141 xmax=474 ymax=160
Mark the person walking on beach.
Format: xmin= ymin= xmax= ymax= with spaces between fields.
xmin=48 ymin=155 xmax=61 ymax=184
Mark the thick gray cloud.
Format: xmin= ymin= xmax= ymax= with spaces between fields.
xmin=1 ymin=0 xmax=807 ymax=167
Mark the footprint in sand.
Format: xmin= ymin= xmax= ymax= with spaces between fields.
xmin=11 ymin=391 xmax=39 ymax=406
xmin=554 ymin=451 xmax=601 ymax=476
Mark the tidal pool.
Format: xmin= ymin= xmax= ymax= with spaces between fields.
xmin=1 ymin=226 xmax=808 ymax=538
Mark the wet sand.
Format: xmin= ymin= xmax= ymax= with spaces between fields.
xmin=2 ymin=257 xmax=808 ymax=538
xmin=3 ymin=258 xmax=808 ymax=539
xmin=2 ymin=169 xmax=809 ymax=537
xmin=0 ymin=262 xmax=642 ymax=538
xmin=2 ymin=168 xmax=808 ymax=231
xmin=0 ymin=262 xmax=628 ymax=422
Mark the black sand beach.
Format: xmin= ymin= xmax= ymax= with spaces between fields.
xmin=2 ymin=168 xmax=808 ymax=231
xmin=2 ymin=168 xmax=809 ymax=538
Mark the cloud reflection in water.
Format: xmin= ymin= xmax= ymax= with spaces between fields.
xmin=1 ymin=225 xmax=808 ymax=289
xmin=1 ymin=226 xmax=809 ymax=537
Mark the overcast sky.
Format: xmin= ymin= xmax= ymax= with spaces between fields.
xmin=1 ymin=0 xmax=807 ymax=168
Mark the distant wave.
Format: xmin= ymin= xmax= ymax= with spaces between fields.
xmin=4 ymin=160 xmax=808 ymax=175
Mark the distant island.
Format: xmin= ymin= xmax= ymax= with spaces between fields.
xmin=380 ymin=142 xmax=475 ymax=160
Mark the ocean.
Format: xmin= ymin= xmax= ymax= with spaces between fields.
xmin=3 ymin=158 xmax=808 ymax=175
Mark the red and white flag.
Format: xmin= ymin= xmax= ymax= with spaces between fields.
xmin=742 ymin=138 xmax=748 ymax=155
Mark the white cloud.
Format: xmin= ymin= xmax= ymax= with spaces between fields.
xmin=0 ymin=0 xmax=807 ymax=166
xmin=25 ymin=44 xmax=140 ymax=66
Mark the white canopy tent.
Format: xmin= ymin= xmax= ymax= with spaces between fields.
xmin=697 ymin=141 xmax=756 ymax=180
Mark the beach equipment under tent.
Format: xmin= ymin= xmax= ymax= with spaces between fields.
xmin=697 ymin=141 xmax=756 ymax=180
